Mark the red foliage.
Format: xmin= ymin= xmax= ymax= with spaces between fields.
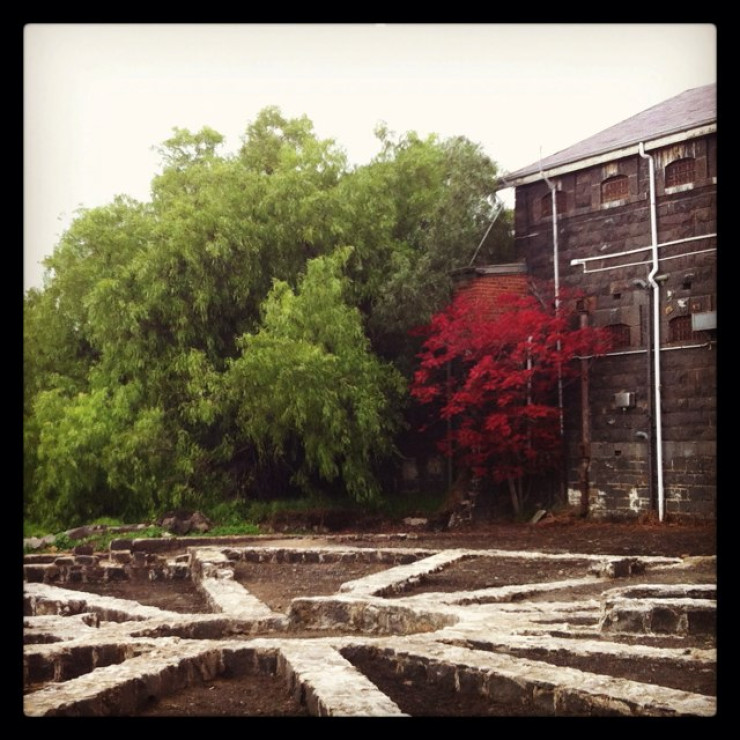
xmin=410 ymin=283 xmax=611 ymax=484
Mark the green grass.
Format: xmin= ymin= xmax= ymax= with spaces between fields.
xmin=206 ymin=523 xmax=261 ymax=537
xmin=24 ymin=489 xmax=452 ymax=554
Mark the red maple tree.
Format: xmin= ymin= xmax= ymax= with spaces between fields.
xmin=410 ymin=282 xmax=611 ymax=514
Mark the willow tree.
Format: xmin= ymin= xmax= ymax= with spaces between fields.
xmin=221 ymin=248 xmax=405 ymax=503
xmin=24 ymin=106 xmax=512 ymax=529
xmin=336 ymin=127 xmax=512 ymax=373
xmin=26 ymin=113 xmax=352 ymax=527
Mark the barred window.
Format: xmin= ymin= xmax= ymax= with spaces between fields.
xmin=669 ymin=315 xmax=701 ymax=342
xmin=606 ymin=323 xmax=631 ymax=349
xmin=540 ymin=190 xmax=567 ymax=218
xmin=601 ymin=175 xmax=629 ymax=203
xmin=665 ymin=157 xmax=696 ymax=188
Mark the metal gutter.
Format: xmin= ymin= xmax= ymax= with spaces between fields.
xmin=501 ymin=124 xmax=716 ymax=188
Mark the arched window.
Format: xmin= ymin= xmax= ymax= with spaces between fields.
xmin=665 ymin=157 xmax=696 ymax=188
xmin=606 ymin=323 xmax=631 ymax=349
xmin=540 ymin=190 xmax=567 ymax=218
xmin=601 ymin=175 xmax=629 ymax=203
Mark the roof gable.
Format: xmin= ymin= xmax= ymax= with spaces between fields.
xmin=505 ymin=83 xmax=716 ymax=184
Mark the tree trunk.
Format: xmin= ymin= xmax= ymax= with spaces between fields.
xmin=507 ymin=476 xmax=521 ymax=516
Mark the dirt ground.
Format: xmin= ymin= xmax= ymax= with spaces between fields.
xmin=46 ymin=519 xmax=717 ymax=717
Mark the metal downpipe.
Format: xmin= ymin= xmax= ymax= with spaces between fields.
xmin=538 ymin=161 xmax=564 ymax=437
xmin=639 ymin=143 xmax=665 ymax=522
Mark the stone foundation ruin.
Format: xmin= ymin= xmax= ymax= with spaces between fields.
xmin=23 ymin=535 xmax=716 ymax=717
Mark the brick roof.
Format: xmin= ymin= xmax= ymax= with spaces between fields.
xmin=505 ymin=83 xmax=716 ymax=183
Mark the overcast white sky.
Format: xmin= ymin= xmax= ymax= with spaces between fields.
xmin=23 ymin=23 xmax=717 ymax=292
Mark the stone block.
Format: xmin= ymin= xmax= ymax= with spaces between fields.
xmin=74 ymin=555 xmax=98 ymax=566
xmin=554 ymin=688 xmax=596 ymax=716
xmin=485 ymin=671 xmax=530 ymax=704
xmin=103 ymin=564 xmax=127 ymax=581
xmin=599 ymin=603 xmax=648 ymax=633
xmin=532 ymin=684 xmax=557 ymax=715
xmin=169 ymin=563 xmax=190 ymax=579
xmin=426 ymin=661 xmax=456 ymax=692
xmin=397 ymin=657 xmax=427 ymax=683
xmin=455 ymin=667 xmax=486 ymax=696
xmin=24 ymin=651 xmax=56 ymax=686
xmin=686 ymin=604 xmax=717 ymax=636
xmin=649 ymin=605 xmax=682 ymax=634
xmin=221 ymin=646 xmax=260 ymax=677
xmin=23 ymin=565 xmax=48 ymax=583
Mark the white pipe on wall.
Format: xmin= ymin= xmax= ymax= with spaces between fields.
xmin=539 ymin=161 xmax=564 ymax=437
xmin=639 ymin=142 xmax=666 ymax=522
xmin=570 ymin=233 xmax=717 ymax=272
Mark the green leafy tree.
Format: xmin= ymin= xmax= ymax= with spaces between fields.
xmin=222 ymin=248 xmax=405 ymax=502
xmin=336 ymin=127 xmax=511 ymax=370
xmin=24 ymin=106 xmax=512 ymax=528
xmin=24 ymin=197 xmax=157 ymax=526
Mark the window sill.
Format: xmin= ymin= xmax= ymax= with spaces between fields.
xmin=600 ymin=198 xmax=629 ymax=209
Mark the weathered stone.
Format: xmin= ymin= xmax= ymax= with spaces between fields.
xmin=157 ymin=510 xmax=213 ymax=535
xmin=403 ymin=518 xmax=428 ymax=527
xmin=23 ymin=535 xmax=56 ymax=551
xmin=64 ymin=526 xmax=98 ymax=541
xmin=102 ymin=564 xmax=127 ymax=581
xmin=74 ymin=555 xmax=97 ymax=566
xmin=23 ymin=542 xmax=716 ymax=717
xmin=650 ymin=605 xmax=682 ymax=634
xmin=23 ymin=565 xmax=49 ymax=583
xmin=111 ymin=550 xmax=133 ymax=564
xmin=530 ymin=510 xmax=548 ymax=524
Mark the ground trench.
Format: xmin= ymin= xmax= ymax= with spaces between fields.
xmin=23 ymin=535 xmax=717 ymax=717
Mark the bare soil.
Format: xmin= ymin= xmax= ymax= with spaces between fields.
xmin=46 ymin=519 xmax=717 ymax=716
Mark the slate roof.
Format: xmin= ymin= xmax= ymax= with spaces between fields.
xmin=504 ymin=83 xmax=716 ymax=184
